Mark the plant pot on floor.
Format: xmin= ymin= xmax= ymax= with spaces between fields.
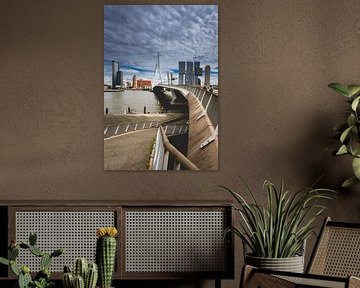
xmin=245 ymin=254 xmax=304 ymax=273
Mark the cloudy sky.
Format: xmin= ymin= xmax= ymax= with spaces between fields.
xmin=104 ymin=5 xmax=218 ymax=85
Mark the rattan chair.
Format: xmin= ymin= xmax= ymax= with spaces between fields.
xmin=241 ymin=217 xmax=360 ymax=288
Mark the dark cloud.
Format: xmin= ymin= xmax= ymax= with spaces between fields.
xmin=104 ymin=5 xmax=218 ymax=84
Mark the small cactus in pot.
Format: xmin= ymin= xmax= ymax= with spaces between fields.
xmin=96 ymin=227 xmax=118 ymax=288
xmin=62 ymin=259 xmax=98 ymax=288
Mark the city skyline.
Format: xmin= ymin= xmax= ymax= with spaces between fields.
xmin=104 ymin=5 xmax=218 ymax=85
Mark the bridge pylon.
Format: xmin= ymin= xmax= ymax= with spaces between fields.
xmin=152 ymin=52 xmax=163 ymax=88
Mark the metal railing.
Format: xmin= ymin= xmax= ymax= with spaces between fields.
xmin=151 ymin=126 xmax=199 ymax=170
xmin=155 ymin=84 xmax=218 ymax=128
xmin=104 ymin=122 xmax=188 ymax=139
xmin=178 ymin=85 xmax=218 ymax=128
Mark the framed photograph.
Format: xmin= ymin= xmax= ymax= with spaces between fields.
xmin=104 ymin=5 xmax=218 ymax=170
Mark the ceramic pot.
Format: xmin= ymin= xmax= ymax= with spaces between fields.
xmin=245 ymin=254 xmax=305 ymax=273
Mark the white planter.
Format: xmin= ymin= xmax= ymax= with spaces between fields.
xmin=245 ymin=254 xmax=305 ymax=273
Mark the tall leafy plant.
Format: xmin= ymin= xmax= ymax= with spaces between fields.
xmin=221 ymin=179 xmax=334 ymax=258
xmin=328 ymin=83 xmax=360 ymax=187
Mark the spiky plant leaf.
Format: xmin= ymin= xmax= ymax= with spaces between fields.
xmin=220 ymin=180 xmax=335 ymax=258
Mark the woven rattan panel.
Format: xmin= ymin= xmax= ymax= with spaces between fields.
xmin=310 ymin=226 xmax=360 ymax=277
xmin=15 ymin=211 xmax=115 ymax=272
xmin=277 ymin=275 xmax=345 ymax=288
xmin=125 ymin=210 xmax=227 ymax=273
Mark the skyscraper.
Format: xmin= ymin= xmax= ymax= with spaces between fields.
xmin=132 ymin=75 xmax=137 ymax=88
xmin=116 ymin=70 xmax=123 ymax=87
xmin=112 ymin=60 xmax=119 ymax=89
xmin=194 ymin=61 xmax=202 ymax=86
xmin=205 ymin=65 xmax=210 ymax=86
xmin=185 ymin=61 xmax=194 ymax=85
xmin=178 ymin=61 xmax=185 ymax=85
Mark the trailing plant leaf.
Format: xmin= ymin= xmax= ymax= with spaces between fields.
xmin=342 ymin=177 xmax=360 ymax=188
xmin=340 ymin=126 xmax=353 ymax=143
xmin=328 ymin=83 xmax=351 ymax=97
xmin=351 ymin=96 xmax=360 ymax=111
xmin=329 ymin=82 xmax=360 ymax=186
xmin=352 ymin=157 xmax=360 ymax=179
xmin=349 ymin=135 xmax=360 ymax=157
xmin=347 ymin=85 xmax=360 ymax=97
xmin=336 ymin=145 xmax=348 ymax=155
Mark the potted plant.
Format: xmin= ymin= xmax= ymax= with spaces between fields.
xmin=0 ymin=232 xmax=64 ymax=288
xmin=328 ymin=83 xmax=360 ymax=187
xmin=221 ymin=179 xmax=334 ymax=273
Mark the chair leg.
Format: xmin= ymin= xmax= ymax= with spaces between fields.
xmin=240 ymin=265 xmax=255 ymax=288
xmin=215 ymin=278 xmax=221 ymax=288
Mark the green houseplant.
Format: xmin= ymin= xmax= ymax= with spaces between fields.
xmin=221 ymin=179 xmax=334 ymax=272
xmin=328 ymin=83 xmax=360 ymax=187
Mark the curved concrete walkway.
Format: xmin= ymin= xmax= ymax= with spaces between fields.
xmin=104 ymin=128 xmax=157 ymax=170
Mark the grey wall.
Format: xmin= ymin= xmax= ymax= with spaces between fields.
xmin=1 ymin=0 xmax=360 ymax=287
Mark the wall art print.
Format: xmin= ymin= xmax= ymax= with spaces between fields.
xmin=104 ymin=5 xmax=218 ymax=170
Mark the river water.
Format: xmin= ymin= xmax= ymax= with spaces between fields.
xmin=104 ymin=90 xmax=163 ymax=115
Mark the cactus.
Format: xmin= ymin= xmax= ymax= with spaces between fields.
xmin=41 ymin=253 xmax=52 ymax=270
xmin=0 ymin=233 xmax=63 ymax=288
xmin=35 ymin=268 xmax=51 ymax=281
xmin=0 ymin=257 xmax=9 ymax=266
xmin=96 ymin=227 xmax=118 ymax=288
xmin=29 ymin=232 xmax=37 ymax=246
xmin=64 ymin=265 xmax=72 ymax=273
xmin=63 ymin=272 xmax=74 ymax=288
xmin=85 ymin=263 xmax=98 ymax=288
xmin=51 ymin=248 xmax=64 ymax=258
xmin=10 ymin=260 xmax=20 ymax=276
xmin=74 ymin=275 xmax=85 ymax=288
xmin=29 ymin=245 xmax=44 ymax=257
xmin=18 ymin=270 xmax=32 ymax=288
xmin=19 ymin=243 xmax=29 ymax=249
xmin=63 ymin=260 xmax=98 ymax=288
xmin=74 ymin=258 xmax=88 ymax=279
xmin=9 ymin=246 xmax=19 ymax=260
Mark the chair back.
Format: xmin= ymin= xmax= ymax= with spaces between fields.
xmin=307 ymin=217 xmax=360 ymax=277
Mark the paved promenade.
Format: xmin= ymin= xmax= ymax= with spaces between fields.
xmin=104 ymin=113 xmax=188 ymax=170
xmin=104 ymin=128 xmax=158 ymax=170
